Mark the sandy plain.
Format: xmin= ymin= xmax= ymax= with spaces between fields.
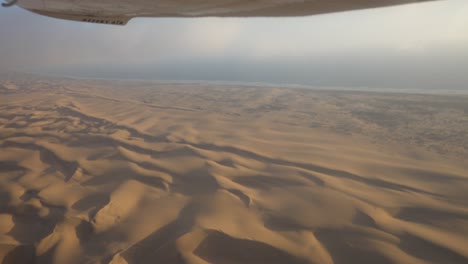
xmin=0 ymin=76 xmax=467 ymax=264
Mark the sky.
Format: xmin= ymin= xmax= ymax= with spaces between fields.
xmin=0 ymin=0 xmax=467 ymax=90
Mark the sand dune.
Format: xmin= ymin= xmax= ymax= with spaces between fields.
xmin=0 ymin=77 xmax=467 ymax=264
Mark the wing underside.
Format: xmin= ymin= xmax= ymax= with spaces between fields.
xmin=15 ymin=0 xmax=438 ymax=25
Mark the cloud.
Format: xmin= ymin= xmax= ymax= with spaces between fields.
xmin=181 ymin=18 xmax=244 ymax=55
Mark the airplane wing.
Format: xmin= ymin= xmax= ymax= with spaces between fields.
xmin=9 ymin=0 xmax=439 ymax=25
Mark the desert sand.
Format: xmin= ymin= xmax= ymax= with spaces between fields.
xmin=0 ymin=77 xmax=467 ymax=264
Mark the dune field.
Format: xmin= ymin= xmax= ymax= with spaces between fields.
xmin=0 ymin=77 xmax=467 ymax=264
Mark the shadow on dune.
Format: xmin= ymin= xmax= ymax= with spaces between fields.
xmin=262 ymin=213 xmax=311 ymax=232
xmin=3 ymin=203 xmax=64 ymax=245
xmin=233 ymin=175 xmax=305 ymax=190
xmin=0 ymin=244 xmax=35 ymax=264
xmin=1 ymin=141 xmax=78 ymax=182
xmin=225 ymin=188 xmax=251 ymax=208
xmin=314 ymin=228 xmax=393 ymax=264
xmin=171 ymin=168 xmax=220 ymax=196
xmin=399 ymin=233 xmax=468 ymax=264
xmin=396 ymin=207 xmax=468 ymax=225
xmin=72 ymin=193 xmax=110 ymax=220
xmin=194 ymin=230 xmax=310 ymax=264
xmin=351 ymin=210 xmax=377 ymax=228
xmin=120 ymin=201 xmax=200 ymax=264
xmin=0 ymin=162 xmax=27 ymax=174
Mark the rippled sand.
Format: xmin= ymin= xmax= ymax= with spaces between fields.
xmin=0 ymin=78 xmax=467 ymax=264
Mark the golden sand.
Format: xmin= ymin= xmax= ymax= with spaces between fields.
xmin=0 ymin=78 xmax=467 ymax=264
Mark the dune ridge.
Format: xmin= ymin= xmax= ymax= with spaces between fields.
xmin=0 ymin=78 xmax=467 ymax=264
